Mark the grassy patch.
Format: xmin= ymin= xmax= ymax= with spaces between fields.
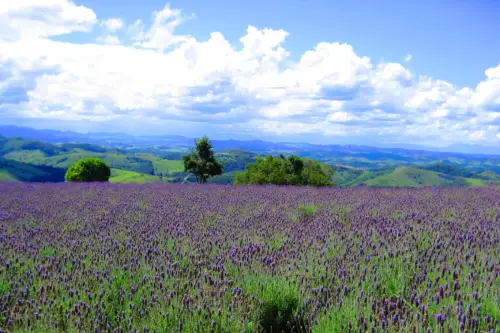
xmin=110 ymin=168 xmax=163 ymax=183
xmin=240 ymin=275 xmax=302 ymax=333
xmin=298 ymin=204 xmax=320 ymax=217
xmin=41 ymin=247 xmax=55 ymax=257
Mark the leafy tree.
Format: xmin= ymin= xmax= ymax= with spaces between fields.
xmin=183 ymin=136 xmax=223 ymax=184
xmin=301 ymin=159 xmax=334 ymax=186
xmin=65 ymin=157 xmax=111 ymax=182
xmin=234 ymin=155 xmax=334 ymax=187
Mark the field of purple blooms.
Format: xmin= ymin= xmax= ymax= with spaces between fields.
xmin=0 ymin=183 xmax=499 ymax=333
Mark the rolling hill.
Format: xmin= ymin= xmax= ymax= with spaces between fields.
xmin=2 ymin=125 xmax=499 ymax=172
xmin=109 ymin=169 xmax=164 ymax=184
xmin=0 ymin=133 xmax=499 ymax=187
xmin=336 ymin=166 xmax=498 ymax=187
xmin=0 ymin=157 xmax=65 ymax=182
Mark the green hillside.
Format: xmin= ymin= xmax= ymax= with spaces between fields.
xmin=333 ymin=166 xmax=365 ymax=186
xmin=342 ymin=166 xmax=493 ymax=187
xmin=215 ymin=149 xmax=258 ymax=172
xmin=152 ymin=159 xmax=184 ymax=174
xmin=0 ymin=170 xmax=17 ymax=181
xmin=109 ymin=169 xmax=164 ymax=184
xmin=207 ymin=171 xmax=240 ymax=185
xmin=478 ymin=170 xmax=500 ymax=182
xmin=464 ymin=178 xmax=486 ymax=186
xmin=6 ymin=150 xmax=155 ymax=174
xmin=0 ymin=136 xmax=64 ymax=156
xmin=362 ymin=167 xmax=455 ymax=187
xmin=0 ymin=157 xmax=65 ymax=182
xmin=1 ymin=135 xmax=499 ymax=187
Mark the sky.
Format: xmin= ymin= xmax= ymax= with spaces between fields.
xmin=0 ymin=0 xmax=499 ymax=148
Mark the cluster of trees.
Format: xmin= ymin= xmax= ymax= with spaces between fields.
xmin=234 ymin=154 xmax=334 ymax=187
xmin=64 ymin=136 xmax=334 ymax=187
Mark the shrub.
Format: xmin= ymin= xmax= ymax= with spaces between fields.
xmin=65 ymin=157 xmax=111 ymax=182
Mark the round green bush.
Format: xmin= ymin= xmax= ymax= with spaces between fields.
xmin=65 ymin=158 xmax=111 ymax=182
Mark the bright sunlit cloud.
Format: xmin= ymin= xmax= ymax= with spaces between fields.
xmin=0 ymin=1 xmax=499 ymax=147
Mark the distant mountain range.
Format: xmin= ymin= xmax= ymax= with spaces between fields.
xmin=0 ymin=125 xmax=499 ymax=187
xmin=1 ymin=125 xmax=499 ymax=156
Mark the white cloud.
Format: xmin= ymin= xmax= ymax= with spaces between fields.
xmin=469 ymin=64 xmax=500 ymax=108
xmin=96 ymin=35 xmax=121 ymax=45
xmin=102 ymin=18 xmax=124 ymax=32
xmin=131 ymin=3 xmax=192 ymax=52
xmin=404 ymin=54 xmax=412 ymax=62
xmin=327 ymin=111 xmax=358 ymax=122
xmin=0 ymin=1 xmax=498 ymax=147
xmin=0 ymin=0 xmax=96 ymax=40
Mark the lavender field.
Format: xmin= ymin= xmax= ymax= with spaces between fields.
xmin=0 ymin=183 xmax=499 ymax=333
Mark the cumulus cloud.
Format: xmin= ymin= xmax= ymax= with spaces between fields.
xmin=0 ymin=0 xmax=96 ymax=41
xmin=404 ymin=54 xmax=412 ymax=62
xmin=131 ymin=3 xmax=193 ymax=52
xmin=101 ymin=18 xmax=124 ymax=32
xmin=96 ymin=35 xmax=121 ymax=45
xmin=0 ymin=1 xmax=499 ymax=147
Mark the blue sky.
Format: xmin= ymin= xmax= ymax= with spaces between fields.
xmin=77 ymin=0 xmax=500 ymax=87
xmin=0 ymin=0 xmax=499 ymax=148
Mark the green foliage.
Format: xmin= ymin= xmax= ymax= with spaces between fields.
xmin=207 ymin=170 xmax=240 ymax=185
xmin=298 ymin=203 xmax=320 ymax=217
xmin=241 ymin=275 xmax=302 ymax=333
xmin=235 ymin=155 xmax=334 ymax=187
xmin=65 ymin=157 xmax=111 ymax=182
xmin=183 ymin=136 xmax=223 ymax=183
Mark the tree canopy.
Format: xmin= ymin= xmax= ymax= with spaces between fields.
xmin=183 ymin=136 xmax=223 ymax=183
xmin=234 ymin=154 xmax=334 ymax=187
xmin=65 ymin=157 xmax=111 ymax=182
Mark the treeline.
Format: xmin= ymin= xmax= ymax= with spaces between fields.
xmin=234 ymin=154 xmax=334 ymax=186
xmin=183 ymin=137 xmax=334 ymax=186
xmin=63 ymin=135 xmax=335 ymax=186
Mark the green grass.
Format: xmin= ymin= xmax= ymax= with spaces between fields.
xmin=239 ymin=275 xmax=302 ymax=333
xmin=109 ymin=168 xmax=163 ymax=183
xmin=362 ymin=167 xmax=445 ymax=187
xmin=339 ymin=166 xmax=500 ymax=188
xmin=152 ymin=159 xmax=184 ymax=174
xmin=3 ymin=149 xmax=48 ymax=162
xmin=132 ymin=153 xmax=184 ymax=175
xmin=346 ymin=167 xmax=463 ymax=187
xmin=298 ymin=203 xmax=320 ymax=216
xmin=464 ymin=177 xmax=485 ymax=186
xmin=0 ymin=170 xmax=17 ymax=181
